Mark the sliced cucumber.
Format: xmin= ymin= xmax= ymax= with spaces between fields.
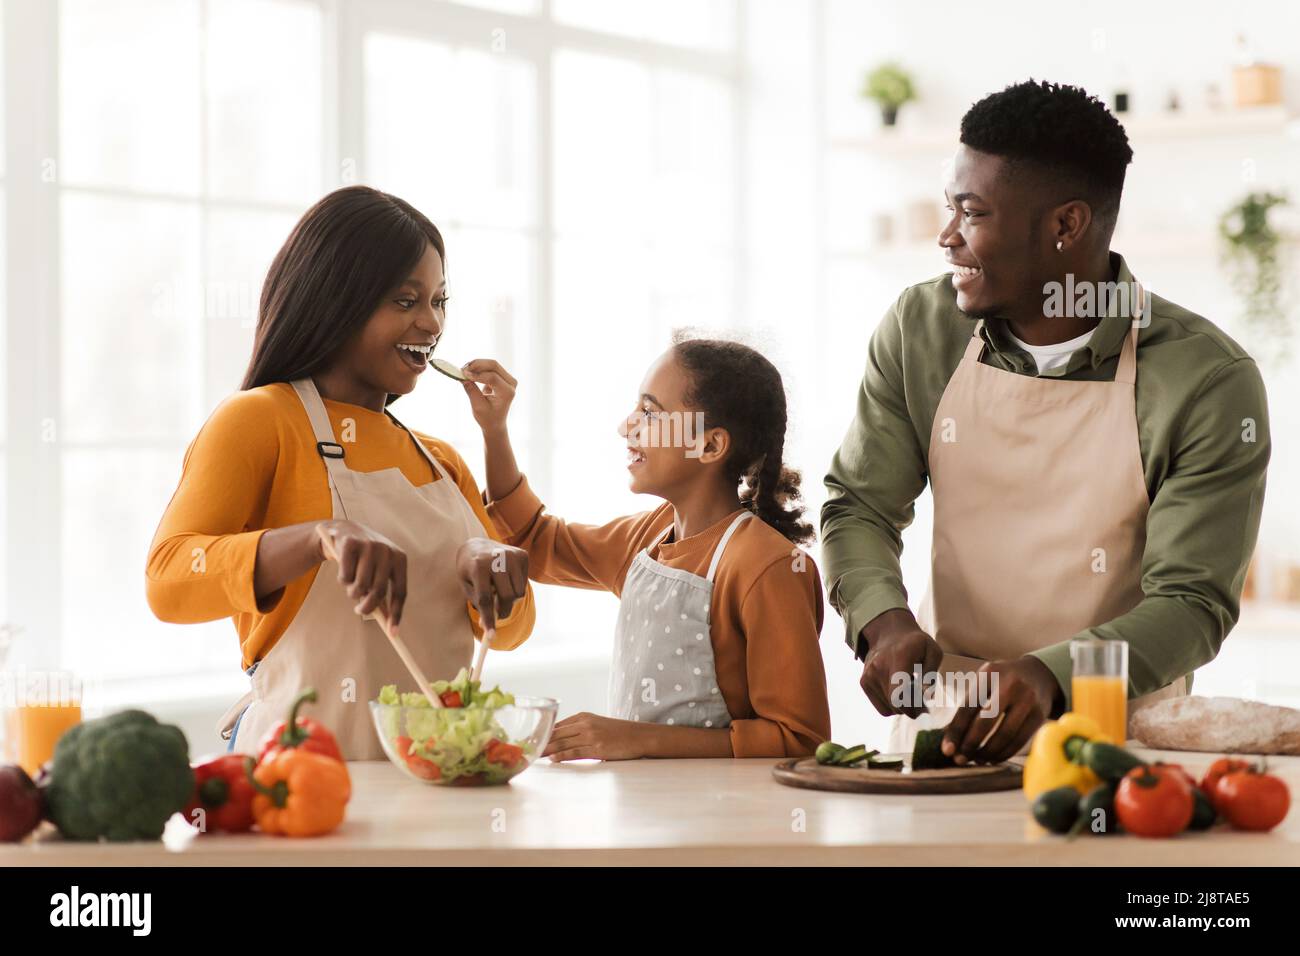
xmin=834 ymin=744 xmax=874 ymax=766
xmin=866 ymin=757 xmax=904 ymax=771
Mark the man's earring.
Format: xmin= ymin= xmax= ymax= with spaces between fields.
xmin=1055 ymin=240 xmax=1064 ymax=252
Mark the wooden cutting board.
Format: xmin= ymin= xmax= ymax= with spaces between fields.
xmin=772 ymin=754 xmax=1024 ymax=795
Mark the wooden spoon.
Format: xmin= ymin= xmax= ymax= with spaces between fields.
xmin=316 ymin=525 xmax=443 ymax=710
xmin=471 ymin=625 xmax=494 ymax=685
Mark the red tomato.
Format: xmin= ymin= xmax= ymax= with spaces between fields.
xmin=440 ymin=690 xmax=463 ymax=708
xmin=486 ymin=739 xmax=524 ymax=768
xmin=1200 ymin=758 xmax=1251 ymax=811
xmin=1216 ymin=769 xmax=1290 ymax=832
xmin=1153 ymin=762 xmax=1197 ymax=791
xmin=393 ymin=735 xmax=441 ymax=779
xmin=403 ymin=752 xmax=442 ymax=780
xmin=1115 ymin=765 xmax=1195 ymax=838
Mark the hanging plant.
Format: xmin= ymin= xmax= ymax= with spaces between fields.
xmin=1218 ymin=191 xmax=1293 ymax=361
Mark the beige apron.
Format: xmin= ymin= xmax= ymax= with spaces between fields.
xmin=890 ymin=309 xmax=1185 ymax=752
xmin=217 ymin=378 xmax=487 ymax=760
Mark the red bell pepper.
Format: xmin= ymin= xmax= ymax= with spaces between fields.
xmin=184 ymin=754 xmax=257 ymax=833
xmin=257 ymin=687 xmax=343 ymax=765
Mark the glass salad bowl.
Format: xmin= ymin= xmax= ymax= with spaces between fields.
xmin=370 ymin=671 xmax=557 ymax=786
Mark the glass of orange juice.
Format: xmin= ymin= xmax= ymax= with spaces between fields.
xmin=1 ymin=672 xmax=84 ymax=777
xmin=1070 ymin=639 xmax=1128 ymax=744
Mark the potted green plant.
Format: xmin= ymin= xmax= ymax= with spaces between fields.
xmin=862 ymin=63 xmax=916 ymax=127
xmin=1218 ymin=191 xmax=1293 ymax=361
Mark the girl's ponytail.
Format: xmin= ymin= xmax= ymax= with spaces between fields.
xmin=741 ymin=454 xmax=811 ymax=544
xmin=673 ymin=334 xmax=815 ymax=546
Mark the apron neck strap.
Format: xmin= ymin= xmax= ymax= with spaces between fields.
xmin=705 ymin=511 xmax=753 ymax=583
xmin=383 ymin=407 xmax=456 ymax=485
xmin=1114 ymin=323 xmax=1139 ymax=385
xmin=968 ymin=317 xmax=1140 ymax=386
xmin=1113 ymin=280 xmax=1144 ymax=386
xmin=290 ymin=378 xmax=358 ymax=522
xmin=291 ymin=378 xmax=353 ymax=480
xmin=963 ymin=321 xmax=987 ymax=363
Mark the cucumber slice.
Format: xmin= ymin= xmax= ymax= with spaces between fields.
xmin=866 ymin=757 xmax=904 ymax=771
xmin=430 ymin=357 xmax=470 ymax=382
xmin=834 ymin=744 xmax=873 ymax=766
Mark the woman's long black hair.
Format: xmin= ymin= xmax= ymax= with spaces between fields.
xmin=242 ymin=185 xmax=445 ymax=404
xmin=672 ymin=333 xmax=814 ymax=545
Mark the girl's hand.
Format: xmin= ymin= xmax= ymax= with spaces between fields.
xmin=317 ymin=520 xmax=408 ymax=630
xmin=455 ymin=537 xmax=529 ymax=630
xmin=543 ymin=713 xmax=648 ymax=762
xmin=460 ymin=359 xmax=517 ymax=435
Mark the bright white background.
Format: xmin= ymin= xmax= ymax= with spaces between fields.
xmin=1 ymin=0 xmax=1297 ymax=753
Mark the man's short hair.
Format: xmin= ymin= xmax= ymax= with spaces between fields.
xmin=960 ymin=79 xmax=1133 ymax=233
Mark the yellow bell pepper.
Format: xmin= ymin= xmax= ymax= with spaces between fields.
xmin=1022 ymin=712 xmax=1113 ymax=802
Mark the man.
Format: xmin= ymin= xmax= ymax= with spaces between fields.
xmin=821 ymin=80 xmax=1270 ymax=764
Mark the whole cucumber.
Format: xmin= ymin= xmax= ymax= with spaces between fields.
xmin=1076 ymin=781 xmax=1119 ymax=836
xmin=1077 ymin=741 xmax=1144 ymax=781
xmin=1032 ymin=786 xmax=1081 ymax=834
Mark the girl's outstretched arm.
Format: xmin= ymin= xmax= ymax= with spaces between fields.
xmin=460 ymin=358 xmax=524 ymax=500
xmin=462 ymin=356 xmax=667 ymax=595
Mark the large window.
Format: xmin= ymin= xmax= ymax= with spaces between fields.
xmin=357 ymin=1 xmax=741 ymax=663
xmin=10 ymin=0 xmax=325 ymax=683
xmin=3 ymin=0 xmax=746 ymax=692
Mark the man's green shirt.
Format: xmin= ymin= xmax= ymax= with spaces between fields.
xmin=821 ymin=253 xmax=1271 ymax=704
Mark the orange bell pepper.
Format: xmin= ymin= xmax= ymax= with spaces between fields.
xmin=245 ymin=751 xmax=351 ymax=837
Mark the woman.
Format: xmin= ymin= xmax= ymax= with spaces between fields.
xmin=459 ymin=336 xmax=831 ymax=759
xmin=146 ymin=186 xmax=535 ymax=760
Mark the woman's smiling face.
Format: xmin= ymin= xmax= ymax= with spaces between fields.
xmin=337 ymin=242 xmax=447 ymax=401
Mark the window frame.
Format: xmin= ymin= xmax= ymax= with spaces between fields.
xmin=2 ymin=0 xmax=747 ymax=683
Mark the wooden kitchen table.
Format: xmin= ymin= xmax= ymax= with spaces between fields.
xmin=5 ymin=747 xmax=1298 ymax=865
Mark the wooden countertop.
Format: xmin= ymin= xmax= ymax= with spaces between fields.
xmin=6 ymin=748 xmax=1298 ymax=866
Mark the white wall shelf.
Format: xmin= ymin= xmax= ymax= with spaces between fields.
xmin=831 ymin=105 xmax=1299 ymax=156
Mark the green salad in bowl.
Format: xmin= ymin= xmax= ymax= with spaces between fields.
xmin=370 ymin=669 xmax=557 ymax=786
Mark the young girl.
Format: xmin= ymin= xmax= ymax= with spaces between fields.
xmin=146 ymin=186 xmax=534 ymax=759
xmin=460 ymin=336 xmax=831 ymax=759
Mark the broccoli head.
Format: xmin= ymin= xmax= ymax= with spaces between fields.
xmin=46 ymin=709 xmax=194 ymax=841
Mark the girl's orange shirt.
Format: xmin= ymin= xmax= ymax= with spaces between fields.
xmin=486 ymin=477 xmax=831 ymax=757
xmin=145 ymin=382 xmax=535 ymax=669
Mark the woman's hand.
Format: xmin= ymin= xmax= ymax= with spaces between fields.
xmin=455 ymin=537 xmax=529 ymax=631
xmin=317 ymin=520 xmax=408 ymax=630
xmin=543 ymin=713 xmax=648 ymax=762
xmin=460 ymin=359 xmax=517 ymax=435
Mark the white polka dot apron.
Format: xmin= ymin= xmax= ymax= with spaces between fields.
xmin=609 ymin=511 xmax=751 ymax=728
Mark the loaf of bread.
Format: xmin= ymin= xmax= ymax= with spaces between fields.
xmin=1129 ymin=696 xmax=1300 ymax=755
